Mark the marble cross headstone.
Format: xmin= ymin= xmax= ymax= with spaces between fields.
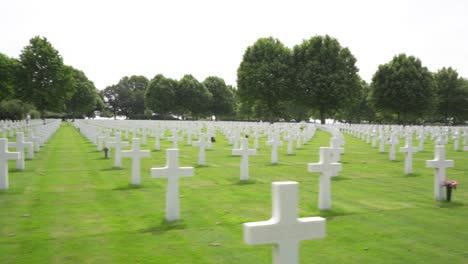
xmin=399 ymin=134 xmax=417 ymax=174
xmin=192 ymin=133 xmax=207 ymax=165
xmin=387 ymin=134 xmax=399 ymax=161
xmin=168 ymin=130 xmax=183 ymax=148
xmin=107 ymin=133 xmax=129 ymax=168
xmin=232 ymin=138 xmax=257 ymax=181
xmin=426 ymin=145 xmax=454 ymax=201
xmin=266 ymin=135 xmax=283 ymax=164
xmin=307 ymin=147 xmax=342 ymax=210
xmin=243 ymin=181 xmax=326 ymax=264
xmin=8 ymin=132 xmax=32 ymax=170
xmin=283 ymin=133 xmax=294 ymax=155
xmin=121 ymin=138 xmax=150 ymax=184
xmin=0 ymin=139 xmax=20 ymax=190
xmin=151 ymin=149 xmax=194 ymax=222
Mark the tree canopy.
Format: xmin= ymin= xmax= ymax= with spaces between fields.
xmin=203 ymin=76 xmax=234 ymax=120
xmin=237 ymin=37 xmax=291 ymax=121
xmin=370 ymin=54 xmax=436 ymax=124
xmin=145 ymin=74 xmax=178 ymax=118
xmin=292 ymin=35 xmax=361 ymax=124
xmin=0 ymin=53 xmax=17 ymax=101
xmin=67 ymin=67 xmax=99 ymax=119
xmin=15 ymin=36 xmax=74 ymax=118
xmin=434 ymin=67 xmax=468 ymax=124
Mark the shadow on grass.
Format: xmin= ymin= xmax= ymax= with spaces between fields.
xmin=437 ymin=201 xmax=464 ymax=208
xmin=195 ymin=164 xmax=209 ymax=168
xmin=151 ymin=149 xmax=161 ymax=152
xmin=234 ymin=179 xmax=256 ymax=185
xmin=404 ymin=173 xmax=422 ymax=178
xmin=140 ymin=219 xmax=186 ymax=235
xmin=318 ymin=208 xmax=352 ymax=219
xmin=112 ymin=184 xmax=144 ymax=191
xmin=332 ymin=176 xmax=352 ymax=181
xmin=100 ymin=167 xmax=124 ymax=171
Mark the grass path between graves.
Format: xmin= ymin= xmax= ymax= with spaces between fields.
xmin=0 ymin=122 xmax=467 ymax=263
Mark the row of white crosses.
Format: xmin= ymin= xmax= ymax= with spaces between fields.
xmin=0 ymin=120 xmax=61 ymax=190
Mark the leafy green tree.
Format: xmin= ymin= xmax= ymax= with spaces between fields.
xmin=0 ymin=99 xmax=34 ymax=120
xmin=177 ymin=75 xmax=212 ymax=119
xmin=102 ymin=85 xmax=120 ymax=119
xmin=101 ymin=75 xmax=149 ymax=119
xmin=237 ymin=37 xmax=291 ymax=121
xmin=15 ymin=36 xmax=74 ymax=118
xmin=145 ymin=74 xmax=178 ymax=119
xmin=116 ymin=75 xmax=149 ymax=118
xmin=337 ymin=80 xmax=375 ymax=123
xmin=0 ymin=53 xmax=17 ymax=101
xmin=66 ymin=67 xmax=98 ymax=119
xmin=203 ymin=76 xmax=234 ymax=120
xmin=434 ymin=67 xmax=468 ymax=124
xmin=370 ymin=54 xmax=436 ymax=124
xmin=292 ymin=35 xmax=361 ymax=124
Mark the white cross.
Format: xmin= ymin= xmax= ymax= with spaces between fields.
xmin=27 ymin=129 xmax=40 ymax=153
xmin=192 ymin=133 xmax=207 ymax=165
xmin=386 ymin=134 xmax=399 ymax=161
xmin=307 ymin=147 xmax=342 ymax=210
xmin=426 ymin=145 xmax=454 ymax=201
xmin=243 ymin=182 xmax=326 ymax=264
xmin=378 ymin=134 xmax=385 ymax=153
xmin=417 ymin=133 xmax=425 ymax=152
xmin=122 ymin=138 xmax=150 ymax=185
xmin=232 ymin=138 xmax=257 ymax=181
xmin=329 ymin=137 xmax=344 ymax=164
xmin=0 ymin=139 xmax=20 ymax=190
xmin=400 ymin=134 xmax=418 ymax=174
xmin=151 ymin=149 xmax=194 ymax=222
xmin=8 ymin=132 xmax=32 ymax=170
xmin=266 ymin=135 xmax=283 ymax=164
xmin=153 ymin=131 xmax=164 ymax=150
xmin=283 ymin=133 xmax=294 ymax=155
xmin=453 ymin=131 xmax=460 ymax=151
xmin=107 ymin=133 xmax=129 ymax=168
xmin=168 ymin=130 xmax=183 ymax=148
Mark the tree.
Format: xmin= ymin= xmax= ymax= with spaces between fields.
xmin=237 ymin=37 xmax=291 ymax=121
xmin=15 ymin=36 xmax=74 ymax=118
xmin=0 ymin=53 xmax=17 ymax=101
xmin=145 ymin=74 xmax=178 ymax=119
xmin=177 ymin=74 xmax=212 ymax=119
xmin=203 ymin=76 xmax=234 ymax=120
xmin=292 ymin=35 xmax=361 ymax=124
xmin=66 ymin=67 xmax=99 ymax=119
xmin=101 ymin=75 xmax=149 ymax=119
xmin=337 ymin=80 xmax=375 ymax=123
xmin=370 ymin=54 xmax=436 ymax=124
xmin=102 ymin=85 xmax=120 ymax=119
xmin=0 ymin=99 xmax=34 ymax=120
xmin=434 ymin=67 xmax=468 ymax=124
xmin=117 ymin=75 xmax=149 ymax=118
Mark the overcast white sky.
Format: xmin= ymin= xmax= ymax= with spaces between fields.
xmin=1 ymin=0 xmax=467 ymax=89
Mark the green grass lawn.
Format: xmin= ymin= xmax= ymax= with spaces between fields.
xmin=0 ymin=122 xmax=467 ymax=263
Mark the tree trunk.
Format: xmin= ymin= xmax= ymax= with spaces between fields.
xmin=320 ymin=109 xmax=326 ymax=124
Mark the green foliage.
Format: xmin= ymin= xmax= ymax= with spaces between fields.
xmin=177 ymin=74 xmax=212 ymax=119
xmin=203 ymin=76 xmax=234 ymax=120
xmin=67 ymin=67 xmax=99 ymax=119
xmin=101 ymin=75 xmax=149 ymax=119
xmin=0 ymin=99 xmax=34 ymax=120
xmin=337 ymin=80 xmax=375 ymax=123
xmin=145 ymin=74 xmax=178 ymax=118
xmin=370 ymin=54 xmax=436 ymax=124
xmin=237 ymin=37 xmax=291 ymax=121
xmin=0 ymin=53 xmax=17 ymax=101
xmin=15 ymin=36 xmax=74 ymax=118
xmin=292 ymin=35 xmax=361 ymax=124
xmin=433 ymin=67 xmax=468 ymax=124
